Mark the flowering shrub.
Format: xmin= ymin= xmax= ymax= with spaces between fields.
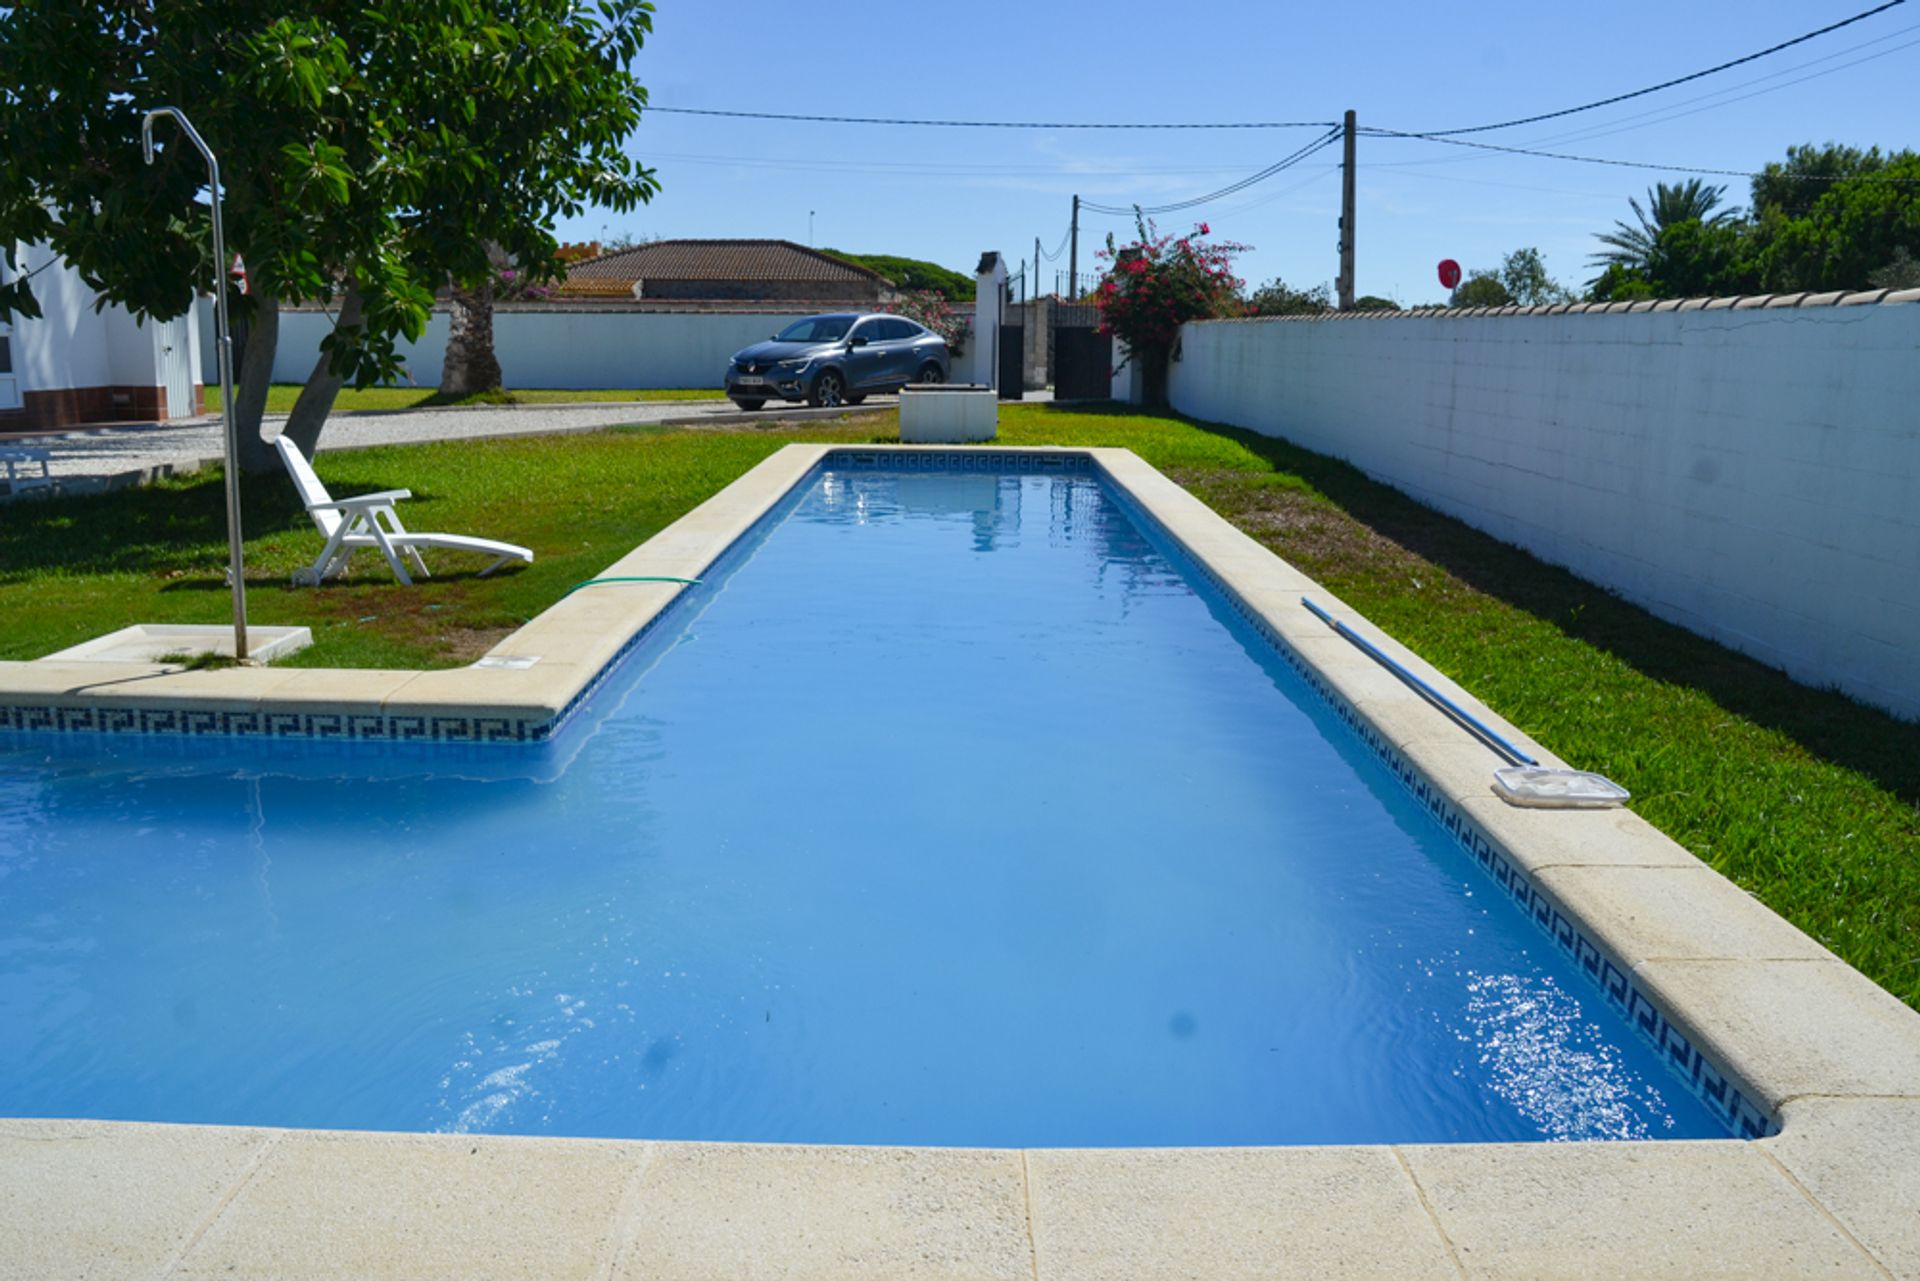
xmin=1095 ymin=217 xmax=1247 ymax=400
xmin=883 ymin=288 xmax=970 ymax=359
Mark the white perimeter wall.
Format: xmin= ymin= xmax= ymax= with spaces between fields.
xmin=219 ymin=307 xmax=844 ymax=390
xmin=1169 ymin=303 xmax=1920 ymax=721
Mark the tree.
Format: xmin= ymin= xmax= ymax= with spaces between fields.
xmin=1751 ymin=148 xmax=1920 ymax=292
xmin=1586 ymin=263 xmax=1658 ymax=302
xmin=1752 ymin=144 xmax=1883 ymax=223
xmin=823 ymin=251 xmax=975 ymax=302
xmin=1451 ymin=272 xmax=1513 ymax=307
xmin=1589 ymin=179 xmax=1737 ymax=279
xmin=1870 ymin=246 xmax=1920 ymax=290
xmin=1246 ymin=278 xmax=1330 ymax=316
xmin=1095 ymin=218 xmax=1247 ymax=403
xmin=1646 ymin=219 xmax=1762 ymax=298
xmin=1352 ymin=295 xmax=1401 ymax=311
xmin=1497 ymin=247 xmax=1575 ymax=305
xmin=0 ymin=2 xmax=659 ymax=472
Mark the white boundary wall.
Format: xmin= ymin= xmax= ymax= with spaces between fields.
xmin=208 ymin=302 xmax=986 ymax=390
xmin=223 ymin=307 xmax=826 ymax=390
xmin=1168 ymin=299 xmax=1920 ymax=720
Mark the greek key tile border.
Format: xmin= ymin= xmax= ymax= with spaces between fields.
xmin=1102 ymin=470 xmax=1776 ymax=1141
xmin=822 ymin=449 xmax=1092 ymax=472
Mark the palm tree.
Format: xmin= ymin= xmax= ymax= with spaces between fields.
xmin=1588 ymin=179 xmax=1737 ymax=276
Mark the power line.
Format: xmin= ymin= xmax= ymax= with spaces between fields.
xmin=1082 ymin=128 xmax=1343 ymax=216
xmin=648 ymin=106 xmax=1338 ymax=131
xmin=1521 ymin=32 xmax=1920 ymax=150
xmin=1037 ymin=225 xmax=1071 ymax=261
xmin=1422 ymin=0 xmax=1907 ymax=136
xmin=1359 ymin=127 xmax=1920 ymax=183
xmin=1521 ymin=22 xmax=1920 ymax=149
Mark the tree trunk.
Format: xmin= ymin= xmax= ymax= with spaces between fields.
xmin=230 ymin=293 xmax=281 ymax=475
xmin=439 ymin=281 xmax=502 ymax=398
xmin=278 ymin=286 xmax=366 ymax=462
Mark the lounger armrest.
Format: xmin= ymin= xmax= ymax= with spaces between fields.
xmin=306 ymin=489 xmax=413 ymax=512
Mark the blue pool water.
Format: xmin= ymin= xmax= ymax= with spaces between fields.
xmin=0 ymin=461 xmax=1729 ymax=1146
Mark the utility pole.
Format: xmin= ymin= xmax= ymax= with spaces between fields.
xmin=1034 ymin=237 xmax=1041 ymax=301
xmin=1069 ymin=194 xmax=1080 ymax=298
xmin=1337 ymin=109 xmax=1356 ymax=310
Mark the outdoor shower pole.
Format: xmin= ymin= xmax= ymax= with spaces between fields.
xmin=143 ymin=106 xmax=248 ymax=660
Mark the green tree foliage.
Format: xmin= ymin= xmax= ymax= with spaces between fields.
xmin=822 ymin=250 xmax=974 ymax=301
xmin=1352 ymin=295 xmax=1401 ymax=311
xmin=1246 ymin=278 xmax=1330 ymax=316
xmin=0 ymin=1 xmax=658 ymax=470
xmin=1450 ymin=272 xmax=1513 ymax=307
xmin=1586 ymin=264 xmax=1658 ymax=302
xmin=1589 ymin=179 xmax=1736 ymax=279
xmin=1751 ymin=146 xmax=1920 ymax=292
xmin=1870 ymin=246 xmax=1920 ymax=289
xmin=1497 ymin=247 xmax=1575 ymax=305
xmin=1584 ymin=145 xmax=1920 ymax=299
xmin=1647 ymin=220 xmax=1762 ymax=297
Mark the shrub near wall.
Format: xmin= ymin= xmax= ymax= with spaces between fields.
xmin=1168 ymin=298 xmax=1920 ymax=720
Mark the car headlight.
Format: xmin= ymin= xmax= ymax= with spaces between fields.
xmin=774 ymin=357 xmax=812 ymax=373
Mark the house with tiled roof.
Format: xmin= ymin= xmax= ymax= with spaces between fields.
xmin=558 ymin=239 xmax=894 ymax=304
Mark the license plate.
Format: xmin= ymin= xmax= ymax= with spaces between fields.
xmin=735 ymin=375 xmax=767 ymax=386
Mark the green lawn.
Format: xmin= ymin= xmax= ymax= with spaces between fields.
xmin=3 ymin=402 xmax=1916 ymax=1011
xmin=204 ymin=385 xmax=724 ymax=414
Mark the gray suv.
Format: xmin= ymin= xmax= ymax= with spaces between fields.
xmin=726 ymin=312 xmax=948 ymax=411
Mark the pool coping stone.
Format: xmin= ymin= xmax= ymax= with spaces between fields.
xmin=3 ymin=443 xmax=1918 ymax=1279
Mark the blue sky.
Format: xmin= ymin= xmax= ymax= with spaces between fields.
xmin=556 ymin=0 xmax=1920 ymax=303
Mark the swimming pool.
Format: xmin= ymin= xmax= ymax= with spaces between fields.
xmin=0 ymin=455 xmax=1731 ymax=1146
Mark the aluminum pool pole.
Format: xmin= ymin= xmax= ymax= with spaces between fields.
xmin=142 ymin=106 xmax=248 ymax=660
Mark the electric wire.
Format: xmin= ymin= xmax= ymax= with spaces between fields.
xmin=1081 ymin=128 xmax=1342 ymax=216
xmin=1521 ymin=24 xmax=1920 ymax=149
xmin=1359 ymin=127 xmax=1920 ymax=183
xmin=1421 ymin=0 xmax=1907 ymax=136
xmin=648 ymin=106 xmax=1337 ymax=131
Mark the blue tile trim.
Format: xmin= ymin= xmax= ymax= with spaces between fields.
xmin=1101 ymin=466 xmax=1775 ymax=1141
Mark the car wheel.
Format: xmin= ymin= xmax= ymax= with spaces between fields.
xmin=731 ymin=397 xmax=767 ymax=412
xmin=808 ymin=368 xmax=846 ymax=409
xmin=914 ymin=362 xmax=943 ymax=385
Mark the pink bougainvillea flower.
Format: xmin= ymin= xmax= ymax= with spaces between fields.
xmin=1198 ymin=222 xmax=1210 ymax=235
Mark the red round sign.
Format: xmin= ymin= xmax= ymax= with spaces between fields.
xmin=1437 ymin=259 xmax=1462 ymax=291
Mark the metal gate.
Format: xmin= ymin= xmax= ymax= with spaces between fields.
xmin=0 ymin=318 xmax=18 ymax=412
xmin=996 ymin=273 xmax=1024 ymax=401
xmin=1048 ymin=299 xmax=1107 ymax=401
xmin=154 ymin=314 xmax=196 ymax=419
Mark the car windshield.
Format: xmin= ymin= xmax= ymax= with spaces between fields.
xmin=775 ymin=316 xmax=854 ymax=343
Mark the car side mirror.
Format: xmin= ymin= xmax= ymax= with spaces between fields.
xmin=847 ymin=335 xmax=868 ymax=348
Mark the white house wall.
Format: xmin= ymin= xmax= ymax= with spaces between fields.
xmin=1168 ymin=299 xmax=1920 ymax=721
xmin=3 ymin=242 xmax=197 ymax=428
xmin=10 ymin=242 xmax=109 ymax=392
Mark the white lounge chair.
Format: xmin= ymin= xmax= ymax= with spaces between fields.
xmin=275 ymin=434 xmax=533 ymax=586
xmin=1 ymin=447 xmax=53 ymax=493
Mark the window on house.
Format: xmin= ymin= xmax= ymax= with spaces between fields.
xmin=0 ymin=335 xmax=12 ymax=375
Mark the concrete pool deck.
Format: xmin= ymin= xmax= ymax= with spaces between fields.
xmin=2 ymin=444 xmax=1918 ymax=1279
